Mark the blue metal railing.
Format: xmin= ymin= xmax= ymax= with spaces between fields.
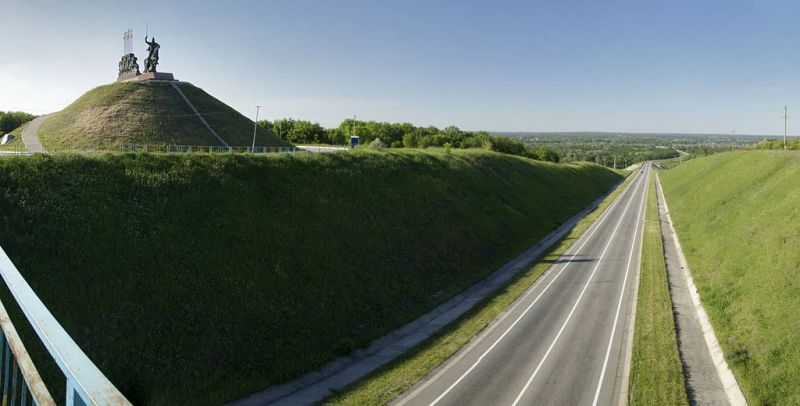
xmin=0 ymin=246 xmax=130 ymax=405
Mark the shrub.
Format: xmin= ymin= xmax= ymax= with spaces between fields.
xmin=0 ymin=111 xmax=36 ymax=134
xmin=369 ymin=138 xmax=387 ymax=149
xmin=402 ymin=133 xmax=418 ymax=148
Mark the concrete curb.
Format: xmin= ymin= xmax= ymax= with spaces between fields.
xmin=229 ymin=180 xmax=624 ymax=406
xmin=655 ymin=173 xmax=747 ymax=406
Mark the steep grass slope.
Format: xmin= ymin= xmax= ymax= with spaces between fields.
xmin=37 ymin=81 xmax=290 ymax=149
xmin=0 ymin=150 xmax=620 ymax=405
xmin=175 ymin=83 xmax=282 ymax=147
xmin=661 ymin=151 xmax=800 ymax=405
xmin=0 ymin=123 xmax=28 ymax=151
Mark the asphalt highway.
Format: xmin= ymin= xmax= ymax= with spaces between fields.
xmin=397 ymin=163 xmax=651 ymax=406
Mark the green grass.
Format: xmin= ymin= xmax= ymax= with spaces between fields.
xmin=0 ymin=123 xmax=29 ymax=152
xmin=36 ymin=81 xmax=290 ymax=149
xmin=661 ymin=150 xmax=800 ymax=405
xmin=0 ymin=149 xmax=620 ymax=405
xmin=175 ymin=83 xmax=290 ymax=147
xmin=628 ymin=171 xmax=687 ymax=405
xmin=325 ymin=170 xmax=632 ymax=406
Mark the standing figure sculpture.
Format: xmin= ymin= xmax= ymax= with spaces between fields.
xmin=144 ymin=36 xmax=160 ymax=73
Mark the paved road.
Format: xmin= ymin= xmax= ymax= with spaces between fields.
xmin=21 ymin=115 xmax=47 ymax=153
xmin=397 ymin=164 xmax=651 ymax=406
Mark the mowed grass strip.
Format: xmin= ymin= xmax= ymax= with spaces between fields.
xmin=0 ymin=149 xmax=620 ymax=405
xmin=324 ymin=170 xmax=633 ymax=405
xmin=628 ymin=171 xmax=687 ymax=405
xmin=661 ymin=151 xmax=800 ymax=405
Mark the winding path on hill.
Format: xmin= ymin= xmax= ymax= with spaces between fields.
xmin=21 ymin=115 xmax=47 ymax=153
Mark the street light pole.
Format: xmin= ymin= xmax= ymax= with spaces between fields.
xmin=252 ymin=105 xmax=261 ymax=153
xmin=784 ymin=106 xmax=788 ymax=150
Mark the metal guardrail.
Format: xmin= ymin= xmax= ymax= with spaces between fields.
xmin=0 ymin=246 xmax=130 ymax=405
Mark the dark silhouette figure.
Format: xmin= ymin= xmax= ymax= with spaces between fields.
xmin=144 ymin=36 xmax=160 ymax=73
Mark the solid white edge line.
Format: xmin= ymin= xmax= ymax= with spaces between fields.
xmin=510 ymin=168 xmax=648 ymax=406
xmin=591 ymin=165 xmax=649 ymax=405
xmin=655 ymin=172 xmax=747 ymax=406
xmin=412 ymin=171 xmax=645 ymax=406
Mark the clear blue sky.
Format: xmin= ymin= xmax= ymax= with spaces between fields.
xmin=2 ymin=0 xmax=800 ymax=134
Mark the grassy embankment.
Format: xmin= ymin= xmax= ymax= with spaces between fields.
xmin=628 ymin=171 xmax=687 ymax=405
xmin=326 ymin=167 xmax=631 ymax=405
xmin=174 ymin=83 xmax=286 ymax=147
xmin=0 ymin=149 xmax=620 ymax=405
xmin=661 ymin=151 xmax=800 ymax=405
xmin=0 ymin=123 xmax=29 ymax=152
xmin=36 ymin=81 xmax=290 ymax=150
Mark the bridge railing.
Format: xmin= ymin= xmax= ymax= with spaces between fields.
xmin=0 ymin=246 xmax=130 ymax=406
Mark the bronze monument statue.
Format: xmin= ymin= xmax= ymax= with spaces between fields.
xmin=144 ymin=36 xmax=160 ymax=73
xmin=116 ymin=30 xmax=175 ymax=82
xmin=118 ymin=53 xmax=140 ymax=80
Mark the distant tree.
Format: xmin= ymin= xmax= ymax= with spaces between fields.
xmin=272 ymin=119 xmax=294 ymax=141
xmin=442 ymin=126 xmax=465 ymax=147
xmin=326 ymin=128 xmax=347 ymax=145
xmin=462 ymin=131 xmax=491 ymax=149
xmin=489 ymin=136 xmax=528 ymax=156
xmin=0 ymin=111 xmax=37 ymax=134
xmin=532 ymin=147 xmax=560 ymax=162
xmin=256 ymin=119 xmax=277 ymax=139
xmin=419 ymin=135 xmax=433 ymax=148
xmin=271 ymin=118 xmax=326 ymax=144
xmin=402 ymin=133 xmax=418 ymax=148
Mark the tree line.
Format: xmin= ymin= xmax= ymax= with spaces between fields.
xmin=257 ymin=118 xmax=559 ymax=162
xmin=755 ymin=138 xmax=800 ymax=150
xmin=0 ymin=111 xmax=37 ymax=134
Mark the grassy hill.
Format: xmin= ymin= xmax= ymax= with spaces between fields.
xmin=0 ymin=150 xmax=620 ymax=404
xmin=661 ymin=151 xmax=800 ymax=405
xmin=0 ymin=123 xmax=28 ymax=152
xmin=36 ymin=81 xmax=291 ymax=150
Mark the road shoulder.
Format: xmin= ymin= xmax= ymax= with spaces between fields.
xmin=655 ymin=172 xmax=746 ymax=405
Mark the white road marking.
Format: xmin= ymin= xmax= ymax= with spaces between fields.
xmin=509 ymin=168 xmax=648 ymax=406
xmin=422 ymin=171 xmax=647 ymax=406
xmin=591 ymin=165 xmax=649 ymax=406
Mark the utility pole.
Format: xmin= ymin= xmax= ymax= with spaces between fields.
xmin=613 ymin=155 xmax=616 ymax=170
xmin=784 ymin=106 xmax=788 ymax=150
xmin=251 ymin=105 xmax=261 ymax=152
